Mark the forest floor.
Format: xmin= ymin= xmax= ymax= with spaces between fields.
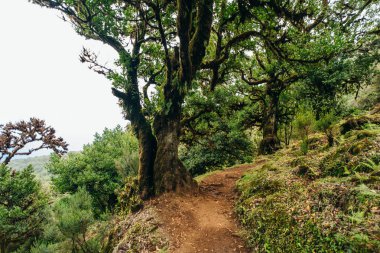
xmin=149 ymin=163 xmax=262 ymax=253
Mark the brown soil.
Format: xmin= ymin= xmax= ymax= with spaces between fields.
xmin=150 ymin=164 xmax=256 ymax=253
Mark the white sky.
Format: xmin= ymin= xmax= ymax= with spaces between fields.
xmin=0 ymin=1 xmax=127 ymax=155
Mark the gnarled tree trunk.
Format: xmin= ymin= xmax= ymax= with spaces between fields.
xmin=153 ymin=114 xmax=195 ymax=194
xmin=259 ymin=91 xmax=281 ymax=154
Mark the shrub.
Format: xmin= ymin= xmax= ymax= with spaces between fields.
xmin=0 ymin=165 xmax=48 ymax=253
xmin=294 ymin=110 xmax=316 ymax=140
xmin=316 ymin=112 xmax=338 ymax=146
xmin=47 ymin=126 xmax=139 ymax=214
xmin=31 ymin=188 xmax=106 ymax=253
xmin=294 ymin=110 xmax=316 ymax=154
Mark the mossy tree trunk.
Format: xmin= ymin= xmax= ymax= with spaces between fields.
xmin=111 ymin=39 xmax=157 ymax=199
xmin=259 ymin=90 xmax=281 ymax=154
xmin=153 ymin=111 xmax=195 ymax=194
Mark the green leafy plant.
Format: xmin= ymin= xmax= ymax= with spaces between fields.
xmin=294 ymin=110 xmax=315 ymax=154
xmin=47 ymin=126 xmax=139 ymax=214
xmin=31 ymin=188 xmax=103 ymax=253
xmin=0 ymin=165 xmax=48 ymax=253
xmin=316 ymin=112 xmax=338 ymax=147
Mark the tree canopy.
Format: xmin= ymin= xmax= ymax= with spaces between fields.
xmin=30 ymin=0 xmax=380 ymax=196
xmin=0 ymin=118 xmax=68 ymax=165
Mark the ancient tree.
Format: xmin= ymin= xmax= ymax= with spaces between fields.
xmin=232 ymin=0 xmax=380 ymax=154
xmin=32 ymin=0 xmax=215 ymax=197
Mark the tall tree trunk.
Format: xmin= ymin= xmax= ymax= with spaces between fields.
xmin=259 ymin=92 xmax=281 ymax=155
xmin=112 ymin=87 xmax=157 ymax=199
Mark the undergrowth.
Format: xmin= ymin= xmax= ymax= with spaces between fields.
xmin=236 ymin=108 xmax=380 ymax=252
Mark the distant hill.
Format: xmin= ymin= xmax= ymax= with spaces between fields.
xmin=9 ymin=155 xmax=51 ymax=182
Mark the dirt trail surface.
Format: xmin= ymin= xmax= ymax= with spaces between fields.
xmin=150 ymin=164 xmax=255 ymax=253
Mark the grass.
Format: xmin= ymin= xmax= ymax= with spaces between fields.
xmin=236 ymin=107 xmax=380 ymax=252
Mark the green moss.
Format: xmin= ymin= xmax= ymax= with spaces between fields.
xmin=237 ymin=170 xmax=284 ymax=199
xmin=236 ymin=108 xmax=380 ymax=252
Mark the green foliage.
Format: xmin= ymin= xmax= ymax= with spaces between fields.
xmin=294 ymin=109 xmax=315 ymax=154
xmin=180 ymin=85 xmax=254 ymax=176
xmin=31 ymin=188 xmax=106 ymax=253
xmin=0 ymin=165 xmax=48 ymax=253
xmin=315 ymin=112 xmax=338 ymax=147
xmin=294 ymin=110 xmax=316 ymax=140
xmin=117 ymin=177 xmax=143 ymax=214
xmin=237 ymin=108 xmax=380 ymax=252
xmin=55 ymin=188 xmax=94 ymax=241
xmin=316 ymin=112 xmax=337 ymax=132
xmin=297 ymin=53 xmax=378 ymax=119
xmin=320 ymin=133 xmax=380 ymax=177
xmin=180 ymin=130 xmax=253 ymax=176
xmin=300 ymin=139 xmax=309 ymax=155
xmin=47 ymin=126 xmax=139 ymax=214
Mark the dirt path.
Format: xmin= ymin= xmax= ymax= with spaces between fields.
xmin=150 ymin=164 xmax=255 ymax=253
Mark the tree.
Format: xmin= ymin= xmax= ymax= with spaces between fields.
xmin=54 ymin=188 xmax=97 ymax=253
xmin=31 ymin=0 xmax=217 ymax=197
xmin=297 ymin=52 xmax=379 ymax=119
xmin=31 ymin=188 xmax=100 ymax=253
xmin=30 ymin=0 xmax=379 ymax=196
xmin=233 ymin=0 xmax=380 ymax=154
xmin=0 ymin=118 xmax=68 ymax=165
xmin=316 ymin=112 xmax=338 ymax=147
xmin=0 ymin=165 xmax=48 ymax=253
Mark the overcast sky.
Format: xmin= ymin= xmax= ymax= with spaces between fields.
xmin=0 ymin=1 xmax=127 ymax=155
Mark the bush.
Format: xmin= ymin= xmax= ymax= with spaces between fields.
xmin=31 ymin=188 xmax=106 ymax=253
xmin=294 ymin=110 xmax=316 ymax=140
xmin=47 ymin=126 xmax=139 ymax=214
xmin=316 ymin=112 xmax=338 ymax=146
xmin=0 ymin=165 xmax=48 ymax=253
xmin=294 ymin=109 xmax=316 ymax=154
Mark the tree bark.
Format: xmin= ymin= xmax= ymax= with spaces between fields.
xmin=153 ymin=93 xmax=196 ymax=194
xmin=153 ymin=119 xmax=196 ymax=194
xmin=259 ymin=92 xmax=281 ymax=155
xmin=136 ymin=123 xmax=157 ymax=199
xmin=112 ymin=87 xmax=156 ymax=199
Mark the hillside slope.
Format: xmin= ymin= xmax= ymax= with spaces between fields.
xmin=9 ymin=155 xmax=51 ymax=181
xmin=236 ymin=106 xmax=380 ymax=252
